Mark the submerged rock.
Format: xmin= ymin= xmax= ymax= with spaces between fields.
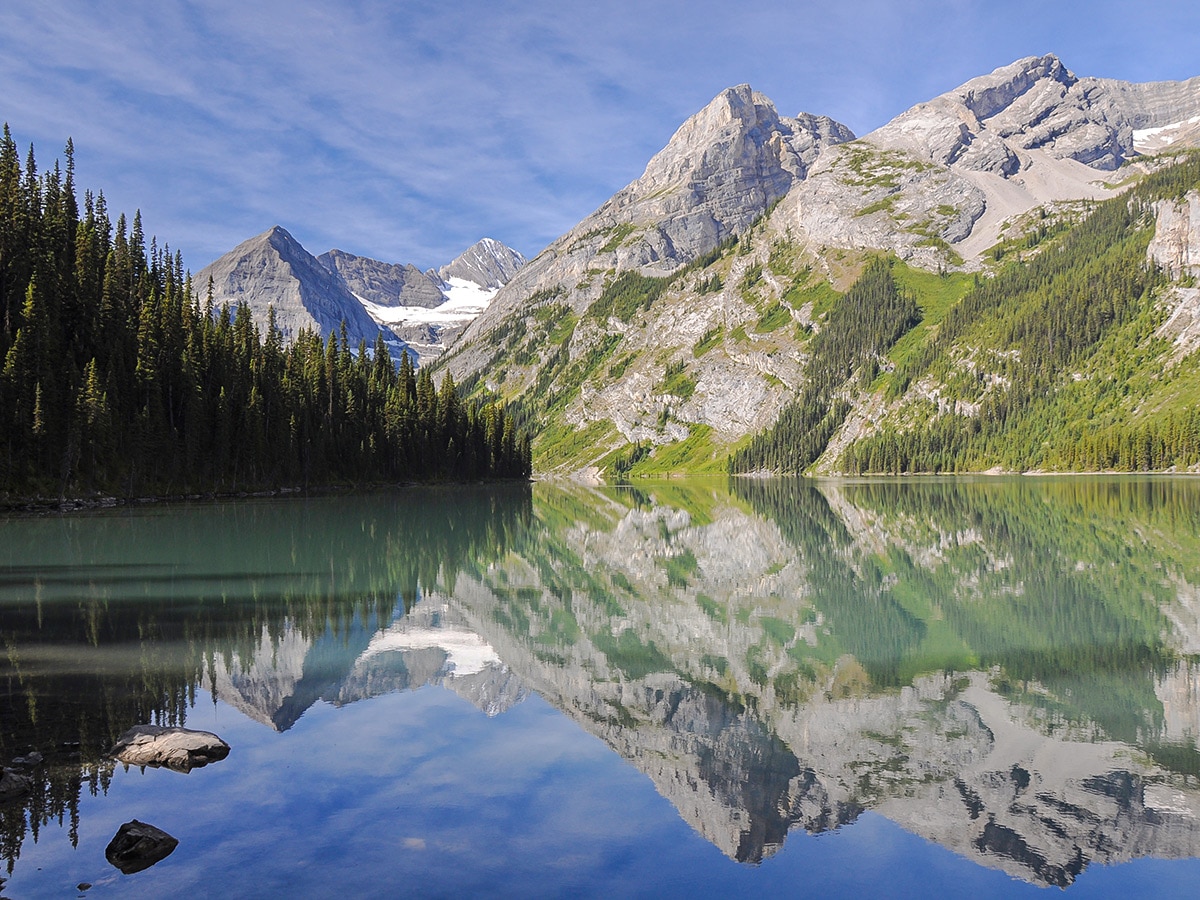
xmin=105 ymin=820 xmax=179 ymax=874
xmin=0 ymin=767 xmax=34 ymax=803
xmin=111 ymin=725 xmax=230 ymax=772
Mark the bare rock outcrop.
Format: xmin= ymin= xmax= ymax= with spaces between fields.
xmin=0 ymin=767 xmax=33 ymax=803
xmin=1149 ymin=190 xmax=1200 ymax=278
xmin=111 ymin=724 xmax=230 ymax=772
xmin=319 ymin=249 xmax=446 ymax=309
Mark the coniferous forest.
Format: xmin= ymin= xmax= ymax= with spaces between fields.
xmin=839 ymin=154 xmax=1200 ymax=475
xmin=0 ymin=128 xmax=530 ymax=500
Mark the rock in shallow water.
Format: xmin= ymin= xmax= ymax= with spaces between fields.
xmin=0 ymin=767 xmax=34 ymax=803
xmin=110 ymin=724 xmax=230 ymax=772
xmin=105 ymin=819 xmax=179 ymax=874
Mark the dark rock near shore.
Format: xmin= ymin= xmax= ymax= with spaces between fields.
xmin=105 ymin=820 xmax=179 ymax=874
xmin=0 ymin=768 xmax=34 ymax=803
xmin=111 ymin=725 xmax=230 ymax=772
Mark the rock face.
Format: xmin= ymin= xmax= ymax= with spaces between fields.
xmin=1149 ymin=190 xmax=1200 ymax=277
xmin=793 ymin=54 xmax=1200 ymax=265
xmin=110 ymin=724 xmax=231 ymax=772
xmin=434 ymin=238 xmax=527 ymax=290
xmin=601 ymin=85 xmax=853 ymax=268
xmin=319 ymin=249 xmax=446 ymax=309
xmin=872 ymin=54 xmax=1193 ymax=172
xmin=195 ymin=226 xmax=390 ymax=349
xmin=105 ymin=820 xmax=179 ymax=874
xmin=437 ymin=54 xmax=1200 ymax=475
xmin=449 ymin=85 xmax=853 ymax=355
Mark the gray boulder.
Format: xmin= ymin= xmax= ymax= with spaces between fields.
xmin=105 ymin=820 xmax=179 ymax=874
xmin=111 ymin=724 xmax=230 ymax=772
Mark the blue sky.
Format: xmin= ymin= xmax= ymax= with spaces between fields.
xmin=2 ymin=0 xmax=1198 ymax=271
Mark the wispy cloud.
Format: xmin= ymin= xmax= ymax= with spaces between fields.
xmin=2 ymin=0 xmax=1197 ymax=270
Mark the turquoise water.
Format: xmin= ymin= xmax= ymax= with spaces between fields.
xmin=3 ymin=478 xmax=1200 ymax=897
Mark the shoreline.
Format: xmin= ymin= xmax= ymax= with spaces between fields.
xmin=0 ymin=477 xmax=533 ymax=517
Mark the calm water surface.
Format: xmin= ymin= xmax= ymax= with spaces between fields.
xmin=3 ymin=478 xmax=1200 ymax=897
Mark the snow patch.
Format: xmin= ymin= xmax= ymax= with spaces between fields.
xmin=1134 ymin=116 xmax=1200 ymax=152
xmin=353 ymin=277 xmax=500 ymax=328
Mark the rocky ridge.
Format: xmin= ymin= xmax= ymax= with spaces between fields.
xmin=436 ymin=54 xmax=1200 ymax=476
xmin=195 ymin=225 xmax=391 ymax=351
xmin=319 ymin=249 xmax=446 ymax=309
xmin=197 ymin=230 xmax=526 ymax=364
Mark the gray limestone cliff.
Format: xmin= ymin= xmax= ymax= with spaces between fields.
xmin=319 ymin=249 xmax=446 ymax=309
xmin=194 ymin=225 xmax=391 ymax=349
xmin=447 ymin=85 xmax=854 ymax=363
xmin=1149 ymin=190 xmax=1200 ymax=277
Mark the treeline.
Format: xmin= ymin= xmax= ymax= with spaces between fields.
xmin=0 ymin=128 xmax=530 ymax=498
xmin=730 ymin=258 xmax=919 ymax=472
xmin=843 ymin=153 xmax=1200 ymax=475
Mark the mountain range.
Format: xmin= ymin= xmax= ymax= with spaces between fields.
xmin=195 ymin=228 xmax=525 ymax=362
xmin=200 ymin=53 xmax=1200 ymax=476
xmin=429 ymin=53 xmax=1200 ymax=476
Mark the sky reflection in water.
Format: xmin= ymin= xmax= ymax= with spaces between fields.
xmin=4 ymin=479 xmax=1200 ymax=898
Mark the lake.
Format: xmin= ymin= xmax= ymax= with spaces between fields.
xmin=3 ymin=477 xmax=1200 ymax=898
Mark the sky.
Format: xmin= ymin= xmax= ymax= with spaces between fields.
xmin=2 ymin=0 xmax=1198 ymax=272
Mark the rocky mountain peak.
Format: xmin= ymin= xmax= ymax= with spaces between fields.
xmin=195 ymin=225 xmax=396 ymax=352
xmin=448 ymin=83 xmax=854 ymax=354
xmin=263 ymin=223 xmax=302 ymax=253
xmin=435 ymin=237 xmax=527 ymax=290
xmin=631 ymin=83 xmax=854 ymax=220
xmin=319 ymin=248 xmax=446 ymax=310
xmin=959 ymin=53 xmax=1076 ymax=122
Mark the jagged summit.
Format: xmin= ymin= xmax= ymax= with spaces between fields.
xmin=195 ymin=225 xmax=388 ymax=349
xmin=640 ymin=84 xmax=852 ymax=190
xmin=435 ymin=237 xmax=526 ymax=290
xmin=597 ymin=83 xmax=854 ymax=265
xmin=869 ymin=53 xmax=1200 ymax=174
xmin=451 ymin=84 xmax=854 ymax=350
xmin=319 ymin=248 xmax=445 ymax=309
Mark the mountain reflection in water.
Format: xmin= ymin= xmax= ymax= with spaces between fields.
xmin=3 ymin=477 xmax=1200 ymax=891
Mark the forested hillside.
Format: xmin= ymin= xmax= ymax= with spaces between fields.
xmin=836 ymin=152 xmax=1200 ymax=475
xmin=0 ymin=128 xmax=529 ymax=501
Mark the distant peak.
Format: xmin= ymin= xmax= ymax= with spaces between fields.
xmin=438 ymin=238 xmax=526 ymax=290
xmin=955 ymin=53 xmax=1077 ymax=120
xmin=259 ymin=224 xmax=302 ymax=251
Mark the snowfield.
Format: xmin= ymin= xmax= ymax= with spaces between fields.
xmin=355 ymin=276 xmax=498 ymax=328
xmin=1134 ymin=116 xmax=1200 ymax=152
